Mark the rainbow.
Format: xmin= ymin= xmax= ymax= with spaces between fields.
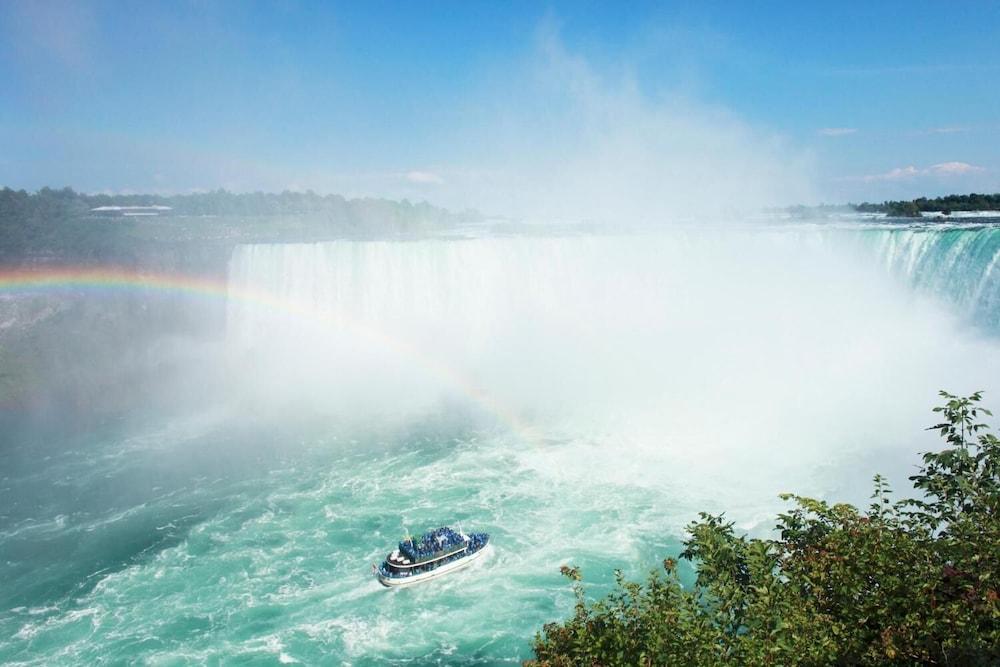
xmin=0 ymin=265 xmax=531 ymax=437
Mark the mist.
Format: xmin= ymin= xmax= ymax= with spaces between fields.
xmin=223 ymin=229 xmax=1000 ymax=526
xmin=430 ymin=27 xmax=817 ymax=222
xmin=0 ymin=14 xmax=817 ymax=220
xmin=3 ymin=5 xmax=1000 ymax=664
xmin=293 ymin=27 xmax=819 ymax=221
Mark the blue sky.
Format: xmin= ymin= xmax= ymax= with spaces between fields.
xmin=1 ymin=1 xmax=998 ymax=214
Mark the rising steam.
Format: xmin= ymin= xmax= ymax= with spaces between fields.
xmin=430 ymin=24 xmax=816 ymax=222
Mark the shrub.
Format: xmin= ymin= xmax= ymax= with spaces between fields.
xmin=528 ymin=392 xmax=1000 ymax=666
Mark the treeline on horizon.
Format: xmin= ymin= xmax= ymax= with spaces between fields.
xmin=0 ymin=186 xmax=481 ymax=260
xmin=854 ymin=192 xmax=1000 ymax=217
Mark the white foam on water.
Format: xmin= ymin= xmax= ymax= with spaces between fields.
xmin=6 ymin=227 xmax=1000 ymax=664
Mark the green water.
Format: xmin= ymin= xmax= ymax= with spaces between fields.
xmin=0 ymin=413 xmax=692 ymax=665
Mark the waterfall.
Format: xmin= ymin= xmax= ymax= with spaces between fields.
xmin=226 ymin=227 xmax=1000 ymax=358
xmin=856 ymin=225 xmax=1000 ymax=331
xmin=223 ymin=229 xmax=1000 ymax=496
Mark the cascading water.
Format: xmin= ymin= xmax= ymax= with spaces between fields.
xmin=5 ymin=224 xmax=1000 ymax=665
xmin=222 ymin=228 xmax=1000 ymax=536
xmin=856 ymin=224 xmax=1000 ymax=331
xmin=225 ymin=227 xmax=1000 ymax=427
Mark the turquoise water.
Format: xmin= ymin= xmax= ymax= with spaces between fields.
xmin=4 ymin=224 xmax=1000 ymax=664
xmin=1 ymin=415 xmax=689 ymax=665
xmin=857 ymin=223 xmax=1000 ymax=332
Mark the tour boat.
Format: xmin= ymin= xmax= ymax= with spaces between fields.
xmin=374 ymin=526 xmax=489 ymax=587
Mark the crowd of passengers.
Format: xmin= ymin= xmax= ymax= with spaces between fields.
xmin=379 ymin=530 xmax=489 ymax=578
xmin=398 ymin=527 xmax=467 ymax=561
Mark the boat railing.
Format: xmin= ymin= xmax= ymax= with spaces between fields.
xmin=378 ymin=530 xmax=489 ymax=580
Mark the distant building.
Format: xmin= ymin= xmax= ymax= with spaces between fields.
xmin=90 ymin=205 xmax=172 ymax=217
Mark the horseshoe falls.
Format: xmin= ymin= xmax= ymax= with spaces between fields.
xmin=860 ymin=225 xmax=1000 ymax=331
xmin=4 ymin=223 xmax=1000 ymax=665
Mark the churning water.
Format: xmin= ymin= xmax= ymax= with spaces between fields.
xmin=3 ymin=223 xmax=1000 ymax=664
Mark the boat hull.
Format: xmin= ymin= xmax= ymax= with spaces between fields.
xmin=377 ymin=543 xmax=488 ymax=587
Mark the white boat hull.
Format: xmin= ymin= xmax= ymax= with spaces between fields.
xmin=377 ymin=544 xmax=488 ymax=587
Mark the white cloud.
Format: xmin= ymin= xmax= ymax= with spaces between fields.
xmin=405 ymin=170 xmax=445 ymax=185
xmin=925 ymin=126 xmax=968 ymax=135
xmin=858 ymin=162 xmax=985 ymax=182
xmin=860 ymin=166 xmax=920 ymax=182
xmin=927 ymin=161 xmax=984 ymax=175
xmin=818 ymin=127 xmax=857 ymax=137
